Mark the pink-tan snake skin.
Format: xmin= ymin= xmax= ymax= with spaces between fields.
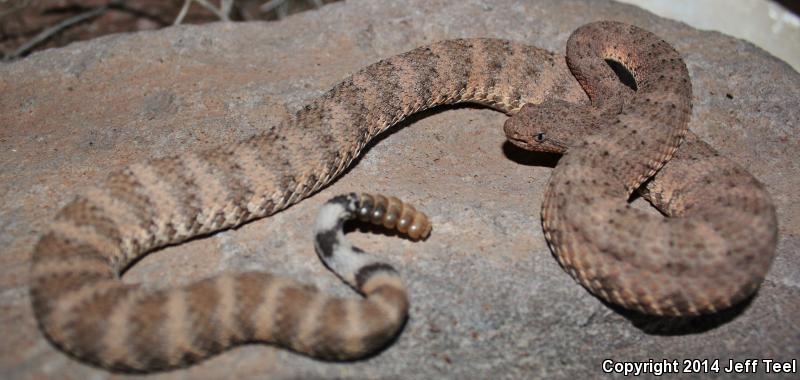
xmin=30 ymin=21 xmax=776 ymax=372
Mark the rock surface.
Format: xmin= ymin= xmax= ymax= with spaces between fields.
xmin=1 ymin=0 xmax=798 ymax=379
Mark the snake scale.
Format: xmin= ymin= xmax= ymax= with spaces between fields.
xmin=29 ymin=21 xmax=777 ymax=372
xmin=504 ymin=22 xmax=777 ymax=316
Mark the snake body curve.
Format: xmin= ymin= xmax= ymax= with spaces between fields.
xmin=30 ymin=22 xmax=778 ymax=372
xmin=504 ymin=22 xmax=777 ymax=316
xmin=30 ymin=38 xmax=579 ymax=371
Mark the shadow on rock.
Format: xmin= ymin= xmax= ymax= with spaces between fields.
xmin=605 ymin=295 xmax=755 ymax=335
xmin=502 ymin=140 xmax=561 ymax=168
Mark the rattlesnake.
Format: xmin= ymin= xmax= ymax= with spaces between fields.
xmin=29 ymin=21 xmax=776 ymax=372
xmin=504 ymin=21 xmax=777 ymax=316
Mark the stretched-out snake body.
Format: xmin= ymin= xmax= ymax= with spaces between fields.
xmin=30 ymin=21 xmax=776 ymax=371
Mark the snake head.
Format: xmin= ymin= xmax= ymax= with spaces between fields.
xmin=504 ymin=99 xmax=593 ymax=154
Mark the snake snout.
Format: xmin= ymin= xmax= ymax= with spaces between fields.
xmin=502 ymin=117 xmax=516 ymax=138
xmin=503 ymin=119 xmax=527 ymax=145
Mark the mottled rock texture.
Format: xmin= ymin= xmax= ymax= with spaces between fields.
xmin=1 ymin=0 xmax=797 ymax=379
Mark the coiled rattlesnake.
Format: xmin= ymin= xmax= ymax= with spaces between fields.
xmin=504 ymin=21 xmax=776 ymax=316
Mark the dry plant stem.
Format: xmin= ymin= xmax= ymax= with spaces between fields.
xmin=261 ymin=0 xmax=289 ymax=18
xmin=8 ymin=2 xmax=111 ymax=59
xmin=260 ymin=0 xmax=286 ymax=12
xmin=194 ymin=0 xmax=232 ymax=21
xmin=220 ymin=0 xmax=234 ymax=18
xmin=174 ymin=0 xmax=233 ymax=25
xmin=261 ymin=0 xmax=323 ymax=18
xmin=174 ymin=0 xmax=192 ymax=25
xmin=0 ymin=0 xmax=32 ymax=19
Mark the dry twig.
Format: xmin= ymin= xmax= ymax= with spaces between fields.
xmin=6 ymin=1 xmax=116 ymax=59
xmin=0 ymin=0 xmax=33 ymax=20
xmin=174 ymin=0 xmax=235 ymax=25
xmin=260 ymin=0 xmax=323 ymax=19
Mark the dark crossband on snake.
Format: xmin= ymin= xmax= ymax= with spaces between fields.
xmin=503 ymin=21 xmax=776 ymax=317
xmin=30 ymin=21 xmax=776 ymax=372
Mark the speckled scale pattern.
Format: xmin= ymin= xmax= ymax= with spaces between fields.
xmin=505 ymin=21 xmax=777 ymax=316
xmin=29 ymin=38 xmax=580 ymax=371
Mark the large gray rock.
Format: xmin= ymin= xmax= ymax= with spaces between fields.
xmin=1 ymin=0 xmax=797 ymax=378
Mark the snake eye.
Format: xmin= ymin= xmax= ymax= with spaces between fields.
xmin=534 ymin=133 xmax=546 ymax=142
